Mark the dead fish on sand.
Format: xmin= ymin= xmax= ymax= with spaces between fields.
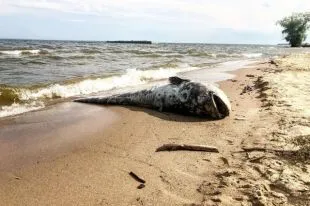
xmin=74 ymin=76 xmax=231 ymax=119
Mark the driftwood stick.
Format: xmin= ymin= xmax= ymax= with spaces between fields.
xmin=156 ymin=144 xmax=219 ymax=153
xmin=241 ymin=147 xmax=297 ymax=154
xmin=242 ymin=147 xmax=268 ymax=152
xmin=129 ymin=171 xmax=146 ymax=184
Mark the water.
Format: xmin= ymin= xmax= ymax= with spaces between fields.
xmin=0 ymin=39 xmax=308 ymax=117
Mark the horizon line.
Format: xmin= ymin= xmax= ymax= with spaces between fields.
xmin=0 ymin=38 xmax=278 ymax=46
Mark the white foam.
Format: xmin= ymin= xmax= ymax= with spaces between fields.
xmin=211 ymin=53 xmax=217 ymax=58
xmin=212 ymin=53 xmax=242 ymax=58
xmin=0 ymin=50 xmax=41 ymax=55
xmin=242 ymin=53 xmax=262 ymax=58
xmin=0 ymin=101 xmax=44 ymax=118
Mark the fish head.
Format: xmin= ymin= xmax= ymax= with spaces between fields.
xmin=197 ymin=83 xmax=231 ymax=119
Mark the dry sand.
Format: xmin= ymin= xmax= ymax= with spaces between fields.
xmin=0 ymin=56 xmax=309 ymax=206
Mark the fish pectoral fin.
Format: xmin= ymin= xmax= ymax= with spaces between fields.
xmin=168 ymin=76 xmax=190 ymax=85
xmin=210 ymin=92 xmax=222 ymax=119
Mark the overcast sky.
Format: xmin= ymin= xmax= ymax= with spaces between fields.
xmin=0 ymin=0 xmax=309 ymax=44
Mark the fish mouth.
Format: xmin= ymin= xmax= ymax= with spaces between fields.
xmin=210 ymin=94 xmax=230 ymax=119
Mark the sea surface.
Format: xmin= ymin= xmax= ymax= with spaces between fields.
xmin=0 ymin=39 xmax=308 ymax=117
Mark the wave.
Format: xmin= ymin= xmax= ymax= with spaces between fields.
xmin=0 ymin=66 xmax=198 ymax=117
xmin=0 ymin=49 xmax=42 ymax=55
xmin=188 ymin=52 xmax=243 ymax=58
xmin=23 ymin=60 xmax=47 ymax=65
xmin=0 ymin=102 xmax=44 ymax=118
xmin=44 ymin=54 xmax=96 ymax=60
xmin=0 ymin=87 xmax=21 ymax=105
xmin=215 ymin=53 xmax=241 ymax=58
xmin=164 ymin=54 xmax=184 ymax=58
xmin=189 ymin=52 xmax=216 ymax=57
xmin=137 ymin=53 xmax=162 ymax=58
xmin=149 ymin=60 xmax=182 ymax=69
xmin=80 ymin=48 xmax=102 ymax=54
xmin=242 ymin=53 xmax=263 ymax=58
xmin=108 ymin=50 xmax=124 ymax=54
xmin=126 ymin=50 xmax=152 ymax=55
xmin=67 ymin=55 xmax=96 ymax=60
xmin=20 ymin=67 xmax=196 ymax=100
xmin=190 ymin=62 xmax=216 ymax=68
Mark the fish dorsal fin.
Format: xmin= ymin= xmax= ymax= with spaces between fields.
xmin=168 ymin=76 xmax=190 ymax=85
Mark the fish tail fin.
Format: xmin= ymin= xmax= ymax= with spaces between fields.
xmin=74 ymin=96 xmax=133 ymax=105
xmin=74 ymin=90 xmax=155 ymax=106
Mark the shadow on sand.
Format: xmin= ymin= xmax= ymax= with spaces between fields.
xmin=103 ymin=105 xmax=218 ymax=122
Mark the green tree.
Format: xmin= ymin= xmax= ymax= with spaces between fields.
xmin=277 ymin=12 xmax=310 ymax=47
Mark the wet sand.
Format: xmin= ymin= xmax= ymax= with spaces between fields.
xmin=0 ymin=103 xmax=119 ymax=171
xmin=0 ymin=57 xmax=309 ymax=206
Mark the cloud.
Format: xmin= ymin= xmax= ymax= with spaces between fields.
xmin=1 ymin=0 xmax=310 ymax=42
xmin=2 ymin=0 xmax=309 ymax=31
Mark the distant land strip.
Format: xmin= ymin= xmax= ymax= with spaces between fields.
xmin=106 ymin=40 xmax=152 ymax=44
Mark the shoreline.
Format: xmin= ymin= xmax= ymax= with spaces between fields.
xmin=1 ymin=56 xmax=309 ymax=205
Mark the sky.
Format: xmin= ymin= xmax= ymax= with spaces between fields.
xmin=0 ymin=0 xmax=310 ymax=44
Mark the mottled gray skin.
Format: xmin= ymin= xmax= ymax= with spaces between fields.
xmin=74 ymin=77 xmax=231 ymax=119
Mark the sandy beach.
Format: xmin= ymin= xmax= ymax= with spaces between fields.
xmin=0 ymin=55 xmax=310 ymax=206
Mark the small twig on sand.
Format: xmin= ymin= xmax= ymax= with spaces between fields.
xmin=156 ymin=144 xmax=219 ymax=153
xmin=249 ymin=155 xmax=267 ymax=163
xmin=242 ymin=147 xmax=268 ymax=152
xmin=129 ymin=171 xmax=146 ymax=184
xmin=234 ymin=117 xmax=246 ymax=121
xmin=269 ymin=59 xmax=278 ymax=66
xmin=220 ymin=157 xmax=229 ymax=166
xmin=137 ymin=184 xmax=145 ymax=189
